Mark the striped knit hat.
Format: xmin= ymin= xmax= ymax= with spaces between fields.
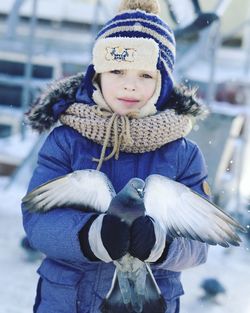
xmin=85 ymin=0 xmax=176 ymax=113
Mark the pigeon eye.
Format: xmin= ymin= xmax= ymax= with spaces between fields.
xmin=131 ymin=183 xmax=136 ymax=189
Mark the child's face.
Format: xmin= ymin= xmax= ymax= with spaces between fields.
xmin=100 ymin=69 xmax=158 ymax=115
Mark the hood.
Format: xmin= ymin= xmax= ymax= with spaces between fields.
xmin=26 ymin=73 xmax=208 ymax=133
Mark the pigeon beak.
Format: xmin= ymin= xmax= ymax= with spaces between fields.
xmin=137 ymin=188 xmax=144 ymax=198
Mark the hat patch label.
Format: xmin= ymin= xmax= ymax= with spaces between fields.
xmin=106 ymin=47 xmax=136 ymax=62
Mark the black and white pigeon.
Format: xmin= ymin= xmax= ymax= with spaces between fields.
xmin=22 ymin=169 xmax=246 ymax=313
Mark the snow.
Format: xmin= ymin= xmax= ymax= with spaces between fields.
xmin=181 ymin=244 xmax=250 ymax=313
xmin=0 ymin=182 xmax=39 ymax=313
xmin=0 ymin=129 xmax=38 ymax=166
xmin=0 ymin=178 xmax=249 ymax=313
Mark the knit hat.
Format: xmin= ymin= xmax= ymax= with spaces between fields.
xmin=84 ymin=0 xmax=176 ymax=116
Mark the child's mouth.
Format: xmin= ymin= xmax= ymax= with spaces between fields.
xmin=118 ymin=98 xmax=140 ymax=106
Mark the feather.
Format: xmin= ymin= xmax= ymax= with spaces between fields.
xmin=22 ymin=169 xmax=115 ymax=213
xmin=144 ymin=175 xmax=246 ymax=247
xmin=101 ymin=263 xmax=167 ymax=313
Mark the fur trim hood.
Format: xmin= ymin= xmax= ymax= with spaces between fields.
xmin=26 ymin=73 xmax=208 ymax=133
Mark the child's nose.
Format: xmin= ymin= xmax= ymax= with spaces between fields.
xmin=123 ymin=78 xmax=136 ymax=91
xmin=124 ymin=85 xmax=135 ymax=91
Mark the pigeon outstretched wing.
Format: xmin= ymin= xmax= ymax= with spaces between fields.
xmin=22 ymin=169 xmax=116 ymax=213
xmin=144 ymin=175 xmax=246 ymax=247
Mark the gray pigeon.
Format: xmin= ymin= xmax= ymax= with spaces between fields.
xmin=22 ymin=169 xmax=246 ymax=313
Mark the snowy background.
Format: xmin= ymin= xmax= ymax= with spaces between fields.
xmin=0 ymin=171 xmax=249 ymax=313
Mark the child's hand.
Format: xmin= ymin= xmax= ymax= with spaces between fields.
xmin=129 ymin=216 xmax=169 ymax=262
xmin=79 ymin=214 xmax=130 ymax=262
xmin=100 ymin=214 xmax=130 ymax=260
xmin=129 ymin=216 xmax=156 ymax=261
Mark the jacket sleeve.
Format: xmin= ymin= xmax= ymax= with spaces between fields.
xmin=22 ymin=127 xmax=98 ymax=267
xmin=154 ymin=139 xmax=210 ymax=272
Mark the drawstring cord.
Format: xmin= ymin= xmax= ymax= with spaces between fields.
xmin=92 ymin=107 xmax=134 ymax=171
xmin=59 ymin=103 xmax=192 ymax=172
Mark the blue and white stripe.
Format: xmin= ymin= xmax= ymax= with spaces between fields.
xmin=95 ymin=9 xmax=176 ymax=78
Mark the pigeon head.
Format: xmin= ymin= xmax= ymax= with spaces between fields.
xmin=127 ymin=178 xmax=145 ymax=200
xmin=108 ymin=178 xmax=146 ymax=225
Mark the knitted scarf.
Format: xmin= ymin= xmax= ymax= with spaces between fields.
xmin=60 ymin=103 xmax=192 ymax=170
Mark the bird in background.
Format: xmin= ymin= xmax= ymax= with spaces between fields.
xmin=22 ymin=169 xmax=246 ymax=313
xmin=200 ymin=278 xmax=226 ymax=301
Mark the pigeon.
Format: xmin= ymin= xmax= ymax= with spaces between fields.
xmin=200 ymin=278 xmax=226 ymax=299
xmin=22 ymin=169 xmax=246 ymax=313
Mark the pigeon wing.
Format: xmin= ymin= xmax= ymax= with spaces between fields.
xmin=144 ymin=175 xmax=246 ymax=247
xmin=22 ymin=169 xmax=116 ymax=213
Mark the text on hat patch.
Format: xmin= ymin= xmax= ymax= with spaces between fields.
xmin=106 ymin=47 xmax=137 ymax=62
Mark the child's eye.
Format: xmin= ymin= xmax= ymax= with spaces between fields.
xmin=110 ymin=70 xmax=123 ymax=75
xmin=141 ymin=73 xmax=153 ymax=79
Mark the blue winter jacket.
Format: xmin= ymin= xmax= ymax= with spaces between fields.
xmin=22 ymin=74 xmax=209 ymax=313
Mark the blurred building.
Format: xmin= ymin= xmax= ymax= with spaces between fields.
xmin=0 ymin=0 xmax=112 ymax=141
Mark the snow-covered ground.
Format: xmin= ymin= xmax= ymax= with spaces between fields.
xmin=0 ymin=179 xmax=249 ymax=313
xmin=182 ymin=243 xmax=250 ymax=313
xmin=0 ymin=181 xmax=39 ymax=313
